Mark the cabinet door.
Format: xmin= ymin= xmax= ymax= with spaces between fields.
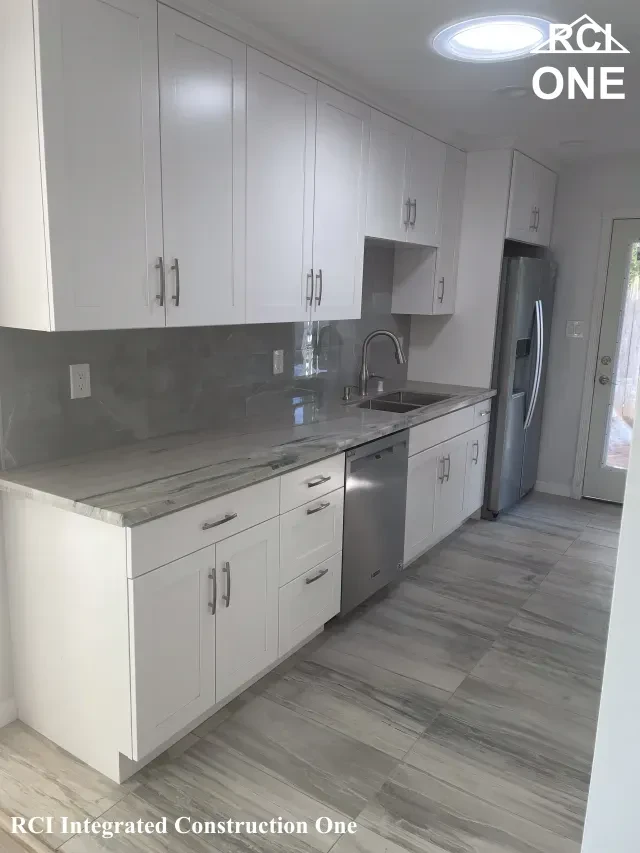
xmin=532 ymin=163 xmax=557 ymax=247
xmin=280 ymin=488 xmax=344 ymax=586
xmin=129 ymin=545 xmax=216 ymax=759
xmin=463 ymin=424 xmax=490 ymax=517
xmin=433 ymin=436 xmax=467 ymax=540
xmin=279 ymin=552 xmax=342 ymax=657
xmin=404 ymin=445 xmax=439 ymax=565
xmin=366 ymin=110 xmax=410 ymax=242
xmin=159 ymin=7 xmax=246 ymax=327
xmin=312 ymin=85 xmax=370 ymax=321
xmin=406 ymin=130 xmax=446 ymax=247
xmin=40 ymin=0 xmax=165 ymax=330
xmin=246 ymin=50 xmax=316 ymax=323
xmin=215 ymin=518 xmax=280 ymax=702
xmin=505 ymin=151 xmax=537 ymax=244
xmin=433 ymin=146 xmax=466 ymax=315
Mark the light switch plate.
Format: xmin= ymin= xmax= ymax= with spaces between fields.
xmin=70 ymin=363 xmax=91 ymax=399
xmin=566 ymin=321 xmax=584 ymax=339
xmin=272 ymin=350 xmax=284 ymax=375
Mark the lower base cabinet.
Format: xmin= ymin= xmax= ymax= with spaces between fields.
xmin=215 ymin=517 xmax=280 ymax=702
xmin=129 ymin=545 xmax=216 ymax=760
xmin=433 ymin=434 xmax=467 ymax=541
xmin=464 ymin=424 xmax=490 ymax=517
xmin=278 ymin=551 xmax=341 ymax=656
xmin=405 ymin=446 xmax=439 ymax=565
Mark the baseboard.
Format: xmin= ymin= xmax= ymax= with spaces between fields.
xmin=534 ymin=481 xmax=572 ymax=498
xmin=0 ymin=697 xmax=17 ymax=728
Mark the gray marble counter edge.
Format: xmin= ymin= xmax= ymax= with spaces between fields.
xmin=0 ymin=390 xmax=496 ymax=528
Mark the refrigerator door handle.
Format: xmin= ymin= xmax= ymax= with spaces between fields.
xmin=524 ymin=299 xmax=544 ymax=430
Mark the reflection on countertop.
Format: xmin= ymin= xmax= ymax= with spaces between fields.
xmin=0 ymin=381 xmax=496 ymax=527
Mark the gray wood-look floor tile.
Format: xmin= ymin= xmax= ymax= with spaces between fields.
xmin=464 ymin=515 xmax=578 ymax=553
xmin=578 ymin=526 xmax=619 ymax=549
xmin=0 ymin=826 xmax=48 ymax=853
xmin=564 ymin=539 xmax=618 ymax=568
xmin=264 ymin=646 xmax=449 ymax=759
xmin=443 ymin=530 xmax=563 ymax=572
xmin=0 ymin=722 xmax=131 ymax=848
xmin=522 ymin=591 xmax=611 ymax=642
xmin=537 ymin=557 xmax=614 ymax=613
xmin=509 ymin=494 xmax=593 ymax=527
xmin=203 ymin=695 xmax=398 ymax=819
xmin=358 ymin=763 xmax=580 ymax=853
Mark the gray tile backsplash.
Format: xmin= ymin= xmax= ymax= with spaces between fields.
xmin=0 ymin=244 xmax=410 ymax=470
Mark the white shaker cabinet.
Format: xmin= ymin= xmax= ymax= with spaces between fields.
xmin=366 ymin=111 xmax=411 ymax=242
xmin=406 ymin=130 xmax=446 ymax=248
xmin=433 ymin=435 xmax=468 ymax=542
xmin=311 ymin=85 xmax=370 ymax=321
xmin=215 ymin=518 xmax=280 ymax=702
xmin=433 ymin=146 xmax=467 ymax=314
xmin=129 ymin=545 xmax=216 ymax=759
xmin=505 ymin=151 xmax=557 ymax=248
xmin=404 ymin=445 xmax=439 ymax=565
xmin=1 ymin=0 xmax=165 ymax=330
xmin=159 ymin=6 xmax=246 ymax=326
xmin=463 ymin=424 xmax=490 ymax=518
xmin=245 ymin=50 xmax=317 ymax=323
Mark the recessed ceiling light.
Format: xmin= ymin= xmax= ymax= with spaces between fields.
xmin=432 ymin=15 xmax=552 ymax=62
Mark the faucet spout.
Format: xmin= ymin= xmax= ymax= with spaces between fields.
xmin=358 ymin=330 xmax=406 ymax=396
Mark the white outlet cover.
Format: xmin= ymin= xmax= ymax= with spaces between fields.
xmin=566 ymin=321 xmax=584 ymax=339
xmin=70 ymin=363 xmax=91 ymax=399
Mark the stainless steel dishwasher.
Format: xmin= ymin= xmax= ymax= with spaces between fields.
xmin=340 ymin=430 xmax=409 ymax=615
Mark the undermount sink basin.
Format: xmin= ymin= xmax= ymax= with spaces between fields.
xmin=357 ymin=399 xmax=420 ymax=413
xmin=377 ymin=391 xmax=453 ymax=406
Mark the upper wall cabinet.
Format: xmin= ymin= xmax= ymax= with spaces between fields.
xmin=432 ymin=145 xmax=467 ymax=314
xmin=1 ymin=0 xmax=165 ymax=331
xmin=505 ymin=151 xmax=557 ymax=248
xmin=159 ymin=5 xmax=246 ymax=327
xmin=245 ymin=53 xmax=370 ymax=323
xmin=366 ymin=110 xmax=445 ymax=247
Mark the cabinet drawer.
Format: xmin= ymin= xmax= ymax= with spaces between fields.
xmin=474 ymin=400 xmax=492 ymax=426
xmin=280 ymin=488 xmax=344 ymax=586
xmin=279 ymin=552 xmax=341 ymax=657
xmin=280 ymin=454 xmax=345 ymax=513
xmin=409 ymin=407 xmax=475 ymax=456
xmin=128 ymin=478 xmax=280 ymax=577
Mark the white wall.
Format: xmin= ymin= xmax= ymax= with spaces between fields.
xmin=408 ymin=149 xmax=512 ymax=388
xmin=581 ymin=379 xmax=640 ymax=851
xmin=537 ymin=154 xmax=640 ymax=496
xmin=0 ymin=502 xmax=16 ymax=726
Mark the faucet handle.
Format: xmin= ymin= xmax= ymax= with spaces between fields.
xmin=369 ymin=375 xmax=385 ymax=394
xmin=342 ymin=385 xmax=358 ymax=402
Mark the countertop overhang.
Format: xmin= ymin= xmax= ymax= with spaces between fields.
xmin=0 ymin=381 xmax=496 ymax=527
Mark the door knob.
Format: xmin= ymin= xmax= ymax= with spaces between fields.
xmin=599 ymin=375 xmax=611 ymax=385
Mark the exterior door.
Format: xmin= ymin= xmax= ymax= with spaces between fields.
xmin=159 ymin=6 xmax=246 ymax=327
xmin=584 ymin=219 xmax=640 ymax=503
xmin=215 ymin=518 xmax=280 ymax=702
xmin=129 ymin=545 xmax=216 ymax=759
xmin=41 ymin=0 xmax=165 ymax=330
xmin=311 ymin=85 xmax=370 ymax=321
xmin=245 ymin=50 xmax=316 ymax=323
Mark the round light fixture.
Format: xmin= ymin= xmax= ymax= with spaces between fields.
xmin=432 ymin=15 xmax=552 ymax=62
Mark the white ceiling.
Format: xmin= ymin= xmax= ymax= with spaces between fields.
xmin=202 ymin=0 xmax=639 ymax=164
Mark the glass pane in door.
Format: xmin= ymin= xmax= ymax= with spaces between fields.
xmin=604 ymin=240 xmax=640 ymax=470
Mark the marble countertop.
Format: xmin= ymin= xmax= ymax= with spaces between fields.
xmin=0 ymin=381 xmax=495 ymax=527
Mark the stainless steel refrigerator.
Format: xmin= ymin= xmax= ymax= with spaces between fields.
xmin=483 ymin=257 xmax=556 ymax=518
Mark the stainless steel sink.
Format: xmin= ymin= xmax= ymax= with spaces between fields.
xmin=377 ymin=391 xmax=453 ymax=406
xmin=357 ymin=399 xmax=420 ymax=413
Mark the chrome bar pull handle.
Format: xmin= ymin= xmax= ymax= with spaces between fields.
xmin=307 ymin=474 xmax=331 ymax=488
xmin=306 ymin=269 xmax=314 ymax=306
xmin=222 ymin=561 xmax=231 ymax=608
xmin=438 ymin=457 xmax=446 ymax=484
xmin=305 ymin=567 xmax=329 ymax=585
xmin=445 ymin=454 xmax=451 ymax=482
xmin=438 ymin=276 xmax=445 ymax=303
xmin=155 ymin=257 xmax=165 ymax=307
xmin=315 ymin=269 xmax=323 ymax=306
xmin=306 ymin=501 xmax=330 ymax=515
xmin=171 ymin=258 xmax=181 ymax=306
xmin=208 ymin=571 xmax=216 ymax=615
xmin=403 ymin=198 xmax=411 ymax=226
xmin=535 ymin=208 xmax=540 ymax=231
xmin=409 ymin=198 xmax=417 ymax=227
xmin=472 ymin=441 xmax=479 ymax=465
xmin=201 ymin=512 xmax=237 ymax=531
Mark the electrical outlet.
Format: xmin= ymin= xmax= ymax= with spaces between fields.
xmin=70 ymin=363 xmax=91 ymax=399
xmin=272 ymin=350 xmax=284 ymax=375
xmin=566 ymin=321 xmax=584 ymax=339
